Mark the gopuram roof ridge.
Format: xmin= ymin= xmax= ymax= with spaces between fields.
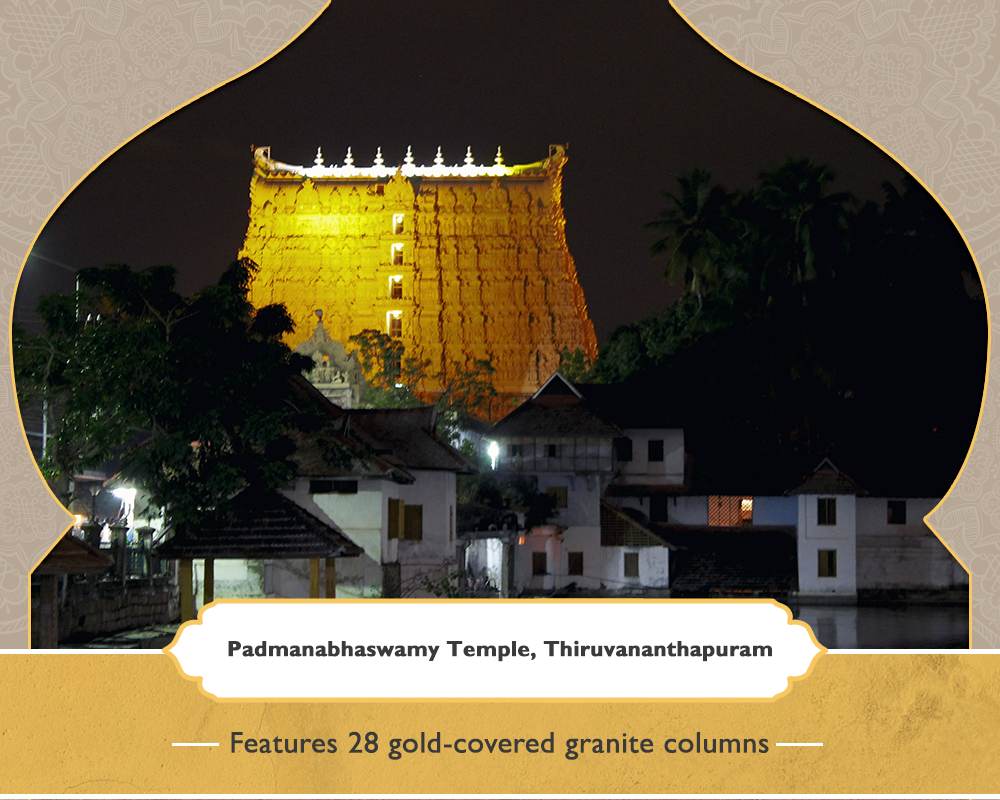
xmin=252 ymin=144 xmax=558 ymax=180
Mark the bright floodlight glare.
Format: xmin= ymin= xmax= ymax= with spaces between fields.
xmin=487 ymin=441 xmax=500 ymax=470
xmin=112 ymin=487 xmax=136 ymax=503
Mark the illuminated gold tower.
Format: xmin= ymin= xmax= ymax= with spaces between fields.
xmin=241 ymin=144 xmax=598 ymax=404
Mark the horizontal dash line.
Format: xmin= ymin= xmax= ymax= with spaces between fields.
xmin=171 ymin=742 xmax=219 ymax=747
xmin=775 ymin=742 xmax=823 ymax=747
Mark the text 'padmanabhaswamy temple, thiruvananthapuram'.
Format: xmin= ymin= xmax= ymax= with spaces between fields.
xmin=240 ymin=144 xmax=598 ymax=411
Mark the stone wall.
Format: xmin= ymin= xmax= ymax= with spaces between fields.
xmin=30 ymin=575 xmax=179 ymax=647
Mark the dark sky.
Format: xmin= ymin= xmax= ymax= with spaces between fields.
xmin=17 ymin=0 xmax=907 ymax=343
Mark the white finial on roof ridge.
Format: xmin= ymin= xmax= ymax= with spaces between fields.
xmin=314 ymin=147 xmax=324 ymax=166
xmin=373 ymin=146 xmax=384 ymax=166
xmin=404 ymin=145 xmax=414 ymax=165
xmin=464 ymin=146 xmax=474 ymax=166
xmin=344 ymin=147 xmax=354 ymax=167
xmin=434 ymin=146 xmax=444 ymax=166
xmin=494 ymin=146 xmax=503 ymax=166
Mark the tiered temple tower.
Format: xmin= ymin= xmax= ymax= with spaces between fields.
xmin=241 ymin=144 xmax=598 ymax=407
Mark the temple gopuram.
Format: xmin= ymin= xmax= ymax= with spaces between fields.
xmin=241 ymin=144 xmax=598 ymax=412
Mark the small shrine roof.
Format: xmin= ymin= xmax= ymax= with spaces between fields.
xmin=34 ymin=533 xmax=114 ymax=575
xmin=153 ymin=489 xmax=363 ymax=560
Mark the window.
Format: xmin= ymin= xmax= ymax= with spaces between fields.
xmin=403 ymin=504 xmax=423 ymax=541
xmin=817 ymin=498 xmax=837 ymax=526
xmin=388 ymin=314 xmax=402 ymax=338
xmin=388 ymin=499 xmax=422 ymax=541
xmin=818 ymin=549 xmax=837 ymax=578
xmin=392 ymin=213 xmax=404 ymax=235
xmin=310 ymin=479 xmax=333 ymax=494
xmin=614 ymin=437 xmax=633 ymax=462
xmin=391 ymin=243 xmax=404 ymax=265
xmin=708 ymin=496 xmax=753 ymax=527
xmin=545 ymin=443 xmax=560 ymax=458
xmin=888 ymin=500 xmax=906 ymax=525
xmin=568 ymin=551 xmax=584 ymax=576
xmin=532 ymin=552 xmax=547 ymax=576
xmin=647 ymin=439 xmax=664 ymax=462
xmin=333 ymin=480 xmax=358 ymax=494
xmin=508 ymin=444 xmax=523 ymax=458
xmin=546 ymin=486 xmax=568 ymax=509
xmin=624 ymin=552 xmax=639 ymax=578
xmin=650 ymin=494 xmax=669 ymax=522
xmin=389 ymin=275 xmax=403 ymax=299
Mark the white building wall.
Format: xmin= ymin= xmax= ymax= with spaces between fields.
xmin=616 ymin=428 xmax=685 ymax=486
xmin=537 ymin=473 xmax=601 ymax=527
xmin=797 ymin=494 xmax=857 ymax=597
xmin=559 ymin=527 xmax=602 ymax=591
xmin=393 ymin=470 xmax=458 ymax=596
xmin=269 ymin=471 xmax=457 ymax=599
xmin=855 ymin=497 xmax=967 ymax=590
xmin=599 ymin=546 xmax=670 ymax=591
xmin=668 ymin=496 xmax=708 ymax=524
xmin=282 ymin=478 xmax=385 ymax=598
xmin=753 ymin=496 xmax=798 ymax=525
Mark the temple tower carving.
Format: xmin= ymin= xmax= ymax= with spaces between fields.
xmin=241 ymin=144 xmax=598 ymax=405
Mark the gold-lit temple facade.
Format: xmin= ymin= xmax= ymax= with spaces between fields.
xmin=241 ymin=144 xmax=598 ymax=406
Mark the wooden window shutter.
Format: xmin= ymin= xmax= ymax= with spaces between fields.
xmin=387 ymin=498 xmax=405 ymax=539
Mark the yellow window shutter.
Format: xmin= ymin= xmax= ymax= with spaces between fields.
xmin=387 ymin=498 xmax=405 ymax=539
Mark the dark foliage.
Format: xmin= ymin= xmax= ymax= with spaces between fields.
xmin=14 ymin=259 xmax=321 ymax=529
xmin=592 ymin=162 xmax=986 ymax=495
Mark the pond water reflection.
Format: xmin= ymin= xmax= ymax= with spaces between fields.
xmin=790 ymin=604 xmax=969 ymax=649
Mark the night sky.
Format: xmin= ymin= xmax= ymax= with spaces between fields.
xmin=16 ymin=0 xmax=908 ymax=343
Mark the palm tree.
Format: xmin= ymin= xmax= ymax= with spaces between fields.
xmin=646 ymin=168 xmax=734 ymax=308
xmin=755 ymin=159 xmax=853 ymax=297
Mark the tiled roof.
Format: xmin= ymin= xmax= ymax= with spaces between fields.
xmin=786 ymin=458 xmax=868 ymax=496
xmin=287 ymin=375 xmax=473 ymax=479
xmin=34 ymin=533 xmax=114 ymax=575
xmin=492 ymin=398 xmax=621 ymax=439
xmin=663 ymin=527 xmax=798 ymax=597
xmin=288 ymin=425 xmax=412 ymax=483
xmin=153 ymin=489 xmax=364 ymax=560
xmin=346 ymin=408 xmax=477 ymax=473
xmin=600 ymin=502 xmax=673 ymax=548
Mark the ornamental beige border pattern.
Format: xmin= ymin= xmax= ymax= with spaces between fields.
xmin=673 ymin=0 xmax=998 ymax=647
xmin=0 ymin=0 xmax=327 ymax=648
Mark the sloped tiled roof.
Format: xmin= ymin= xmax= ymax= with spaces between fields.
xmin=663 ymin=527 xmax=798 ymax=597
xmin=786 ymin=457 xmax=868 ymax=496
xmin=153 ymin=489 xmax=363 ymax=560
xmin=600 ymin=502 xmax=673 ymax=548
xmin=288 ymin=425 xmax=413 ymax=483
xmin=287 ymin=375 xmax=475 ymax=480
xmin=492 ymin=396 xmax=621 ymax=439
xmin=346 ymin=407 xmax=477 ymax=473
xmin=34 ymin=533 xmax=114 ymax=575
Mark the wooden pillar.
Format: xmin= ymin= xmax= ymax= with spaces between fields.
xmin=204 ymin=558 xmax=214 ymax=605
xmin=37 ymin=574 xmax=59 ymax=649
xmin=180 ymin=559 xmax=194 ymax=622
xmin=325 ymin=557 xmax=337 ymax=599
xmin=309 ymin=559 xmax=320 ymax=599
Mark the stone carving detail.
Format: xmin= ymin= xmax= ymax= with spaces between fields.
xmin=242 ymin=145 xmax=598 ymax=404
xmin=294 ymin=310 xmax=367 ymax=408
